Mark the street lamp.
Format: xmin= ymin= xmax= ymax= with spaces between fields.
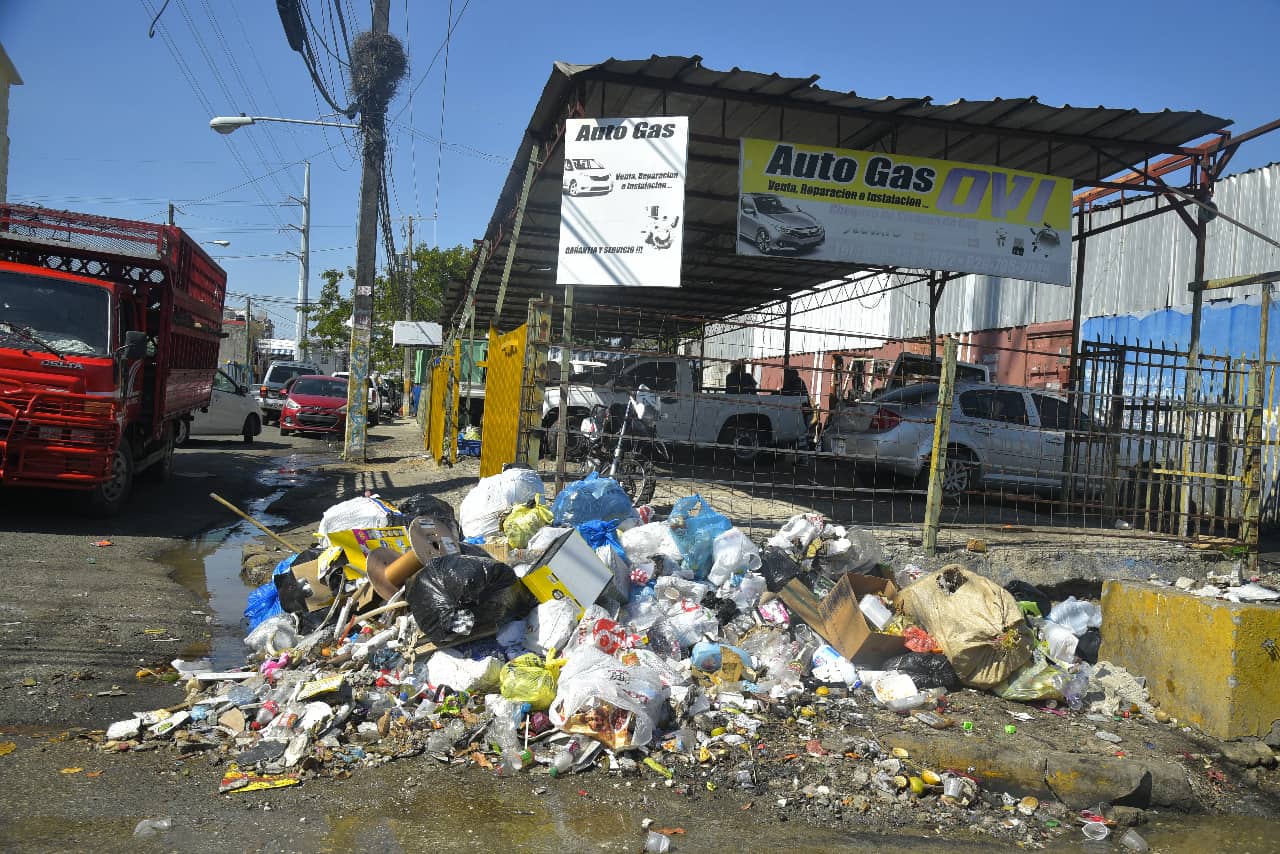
xmin=206 ymin=239 xmax=231 ymax=247
xmin=209 ymin=115 xmax=359 ymax=134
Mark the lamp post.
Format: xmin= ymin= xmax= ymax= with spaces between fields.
xmin=209 ymin=115 xmax=358 ymax=134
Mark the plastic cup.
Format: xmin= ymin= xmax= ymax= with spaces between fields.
xmin=1081 ymin=821 xmax=1110 ymax=841
xmin=942 ymin=776 xmax=965 ymax=798
xmin=1119 ymin=828 xmax=1149 ymax=852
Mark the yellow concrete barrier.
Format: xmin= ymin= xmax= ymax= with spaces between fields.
xmin=1100 ymin=580 xmax=1280 ymax=739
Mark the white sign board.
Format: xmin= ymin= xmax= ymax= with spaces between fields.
xmin=557 ymin=116 xmax=689 ymax=287
xmin=392 ymin=321 xmax=442 ymax=347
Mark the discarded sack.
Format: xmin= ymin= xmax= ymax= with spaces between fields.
xmin=317 ymin=495 xmax=399 ymax=538
xmin=426 ymin=649 xmax=502 ymax=693
xmin=405 ymin=554 xmax=518 ymax=642
xmin=502 ymin=497 xmax=553 ymax=549
xmin=524 ymin=598 xmax=580 ymax=656
xmin=898 ymin=565 xmax=1033 ymax=689
xmin=549 ymin=647 xmax=669 ymax=750
xmin=500 ymin=653 xmax=565 ymax=710
xmin=880 ymin=652 xmax=962 ymax=691
xmin=993 ymin=653 xmax=1065 ymax=702
xmin=667 ymin=494 xmax=732 ymax=579
xmin=551 ymin=472 xmax=638 ymax=528
xmin=459 ymin=468 xmax=545 ymax=539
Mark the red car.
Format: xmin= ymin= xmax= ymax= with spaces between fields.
xmin=279 ymin=374 xmax=349 ymax=437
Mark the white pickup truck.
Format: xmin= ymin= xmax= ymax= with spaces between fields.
xmin=542 ymin=355 xmax=809 ymax=461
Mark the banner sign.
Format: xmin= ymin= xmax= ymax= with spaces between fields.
xmin=738 ymin=138 xmax=1074 ymax=285
xmin=557 ymin=116 xmax=689 ymax=287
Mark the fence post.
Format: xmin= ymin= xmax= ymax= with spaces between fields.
xmin=923 ymin=337 xmax=958 ymax=555
xmin=1242 ymin=364 xmax=1264 ymax=573
xmin=554 ymin=284 xmax=575 ymax=492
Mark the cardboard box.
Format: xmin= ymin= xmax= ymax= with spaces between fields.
xmin=780 ymin=573 xmax=905 ymax=664
xmin=520 ymin=529 xmax=613 ymax=618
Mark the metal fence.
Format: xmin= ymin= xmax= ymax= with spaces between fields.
xmin=474 ymin=299 xmax=1264 ymax=552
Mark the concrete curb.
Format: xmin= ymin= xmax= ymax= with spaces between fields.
xmin=884 ymin=730 xmax=1198 ymax=811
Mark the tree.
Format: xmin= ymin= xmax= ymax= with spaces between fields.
xmin=302 ymin=267 xmax=354 ymax=353
xmin=307 ymin=244 xmax=473 ymax=373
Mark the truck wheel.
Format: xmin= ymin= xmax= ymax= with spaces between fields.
xmin=146 ymin=430 xmax=176 ymax=483
xmin=242 ymin=414 xmax=260 ymax=444
xmin=720 ymin=422 xmax=768 ymax=466
xmin=173 ymin=418 xmax=190 ymax=447
xmin=88 ymin=444 xmax=134 ymax=516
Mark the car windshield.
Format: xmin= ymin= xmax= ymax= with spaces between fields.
xmin=268 ymin=365 xmax=314 ymax=384
xmin=874 ymin=383 xmax=939 ymax=405
xmin=291 ymin=378 xmax=346 ymax=398
xmin=753 ymin=195 xmax=794 ymax=215
xmin=568 ymin=158 xmax=603 ymax=169
xmin=0 ymin=270 xmax=110 ymax=356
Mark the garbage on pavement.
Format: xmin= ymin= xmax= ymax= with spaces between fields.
xmin=96 ymin=479 xmax=1203 ymax=848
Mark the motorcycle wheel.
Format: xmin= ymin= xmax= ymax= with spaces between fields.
xmin=611 ymin=454 xmax=656 ymax=506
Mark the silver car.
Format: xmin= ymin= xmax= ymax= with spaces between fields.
xmin=821 ymin=381 xmax=1100 ymax=496
xmin=562 ymin=157 xmax=613 ymax=197
xmin=739 ymin=193 xmax=825 ymax=254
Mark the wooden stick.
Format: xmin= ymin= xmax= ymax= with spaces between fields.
xmin=209 ymin=492 xmax=301 ymax=553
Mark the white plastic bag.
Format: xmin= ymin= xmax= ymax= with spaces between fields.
xmin=708 ymin=527 xmax=762 ymax=586
xmin=524 ymin=598 xmax=580 ymax=655
xmin=549 ymin=646 xmax=670 ymax=749
xmin=425 ymin=649 xmax=502 ymax=693
xmin=459 ymin=468 xmax=545 ymax=539
xmin=1047 ymin=596 xmax=1102 ymax=637
xmin=767 ymin=513 xmax=823 ymax=551
xmin=317 ymin=495 xmax=397 ymax=538
xmin=620 ymin=522 xmax=683 ymax=567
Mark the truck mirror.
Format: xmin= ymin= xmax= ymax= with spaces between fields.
xmin=122 ymin=330 xmax=147 ymax=360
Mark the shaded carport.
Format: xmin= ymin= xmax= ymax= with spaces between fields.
xmin=443 ymin=55 xmax=1228 ymax=340
xmin=437 ymin=55 xmax=1250 ymax=548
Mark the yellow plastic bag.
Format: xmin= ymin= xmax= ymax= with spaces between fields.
xmin=499 ymin=652 xmax=565 ymax=710
xmin=502 ymin=498 xmax=554 ymax=549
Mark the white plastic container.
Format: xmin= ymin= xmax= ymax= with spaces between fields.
xmin=858 ymin=594 xmax=893 ymax=630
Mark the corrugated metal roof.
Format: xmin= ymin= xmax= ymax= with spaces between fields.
xmin=447 ymin=56 xmax=1230 ymax=335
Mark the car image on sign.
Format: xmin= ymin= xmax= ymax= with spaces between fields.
xmin=738 ymin=192 xmax=826 ymax=255
xmin=562 ymin=157 xmax=613 ymax=197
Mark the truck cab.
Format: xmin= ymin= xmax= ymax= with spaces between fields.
xmin=0 ymin=206 xmax=227 ymax=513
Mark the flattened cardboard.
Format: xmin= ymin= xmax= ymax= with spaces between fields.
xmin=780 ymin=573 xmax=905 ymax=663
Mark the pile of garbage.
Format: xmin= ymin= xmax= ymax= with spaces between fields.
xmin=100 ymin=469 xmax=1161 ymax=846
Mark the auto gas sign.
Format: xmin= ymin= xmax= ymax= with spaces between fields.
xmin=557 ymin=117 xmax=689 ymax=287
xmin=737 ymin=138 xmax=1073 ymax=285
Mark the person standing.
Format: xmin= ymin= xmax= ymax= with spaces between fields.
xmin=726 ymin=360 xmax=757 ymax=395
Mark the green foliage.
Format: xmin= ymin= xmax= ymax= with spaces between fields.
xmin=306 ymin=244 xmax=473 ymax=372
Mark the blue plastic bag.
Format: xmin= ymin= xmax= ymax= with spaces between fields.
xmin=551 ymin=472 xmax=637 ymax=527
xmin=668 ymin=494 xmax=731 ymax=580
xmin=243 ymin=554 xmax=300 ymax=631
xmin=577 ymin=518 xmax=627 ymax=564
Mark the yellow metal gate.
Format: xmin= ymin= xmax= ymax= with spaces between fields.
xmin=479 ymin=324 xmax=528 ymax=477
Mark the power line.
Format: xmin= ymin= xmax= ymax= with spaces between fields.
xmin=432 ymin=0 xmax=453 ymax=224
xmin=391 ymin=0 xmax=471 ymax=125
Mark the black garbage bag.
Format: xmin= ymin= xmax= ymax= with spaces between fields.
xmin=405 ymin=554 xmax=517 ymax=643
xmin=881 ymin=652 xmax=962 ymax=691
xmin=1004 ymin=580 xmax=1052 ymax=618
xmin=390 ymin=492 xmax=461 ymax=534
xmin=1076 ymin=628 xmax=1101 ymax=664
xmin=758 ymin=546 xmax=803 ymax=593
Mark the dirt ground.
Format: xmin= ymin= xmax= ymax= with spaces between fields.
xmin=2 ymin=420 xmax=1280 ymax=853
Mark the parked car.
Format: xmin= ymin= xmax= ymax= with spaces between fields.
xmin=561 ymin=157 xmax=613 ymax=197
xmin=821 ymin=381 xmax=1102 ymax=496
xmin=258 ymin=360 xmax=320 ymax=424
xmin=279 ymin=374 xmax=349 ymax=438
xmin=175 ymin=369 xmax=263 ymax=445
xmin=738 ymin=192 xmax=825 ymax=255
xmin=331 ymin=372 xmax=382 ymax=427
xmin=542 ymin=355 xmax=808 ymax=462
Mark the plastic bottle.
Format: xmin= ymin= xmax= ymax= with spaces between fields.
xmin=133 ymin=818 xmax=173 ymax=838
xmin=549 ymin=748 xmax=575 ymax=778
xmin=1119 ymin=828 xmax=1149 ymax=852
xmin=729 ymin=573 xmax=767 ymax=611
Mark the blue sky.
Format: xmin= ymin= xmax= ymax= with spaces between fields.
xmin=4 ymin=0 xmax=1278 ymax=335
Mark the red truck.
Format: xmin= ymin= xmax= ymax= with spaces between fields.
xmin=0 ymin=205 xmax=228 ymax=513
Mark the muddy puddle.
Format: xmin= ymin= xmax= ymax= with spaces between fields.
xmin=165 ymin=454 xmax=320 ymax=668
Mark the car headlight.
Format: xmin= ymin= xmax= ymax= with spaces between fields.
xmin=285 ymin=397 xmax=299 ymax=409
xmin=778 ymin=226 xmax=794 ymax=234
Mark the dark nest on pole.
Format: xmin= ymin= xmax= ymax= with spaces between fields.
xmin=350 ymin=31 xmax=407 ymax=117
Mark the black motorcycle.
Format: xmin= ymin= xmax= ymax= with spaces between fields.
xmin=578 ymin=388 xmax=666 ymax=506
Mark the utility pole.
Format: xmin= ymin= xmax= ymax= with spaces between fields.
xmin=244 ymin=295 xmax=253 ymax=382
xmin=287 ymin=160 xmax=311 ymax=362
xmin=168 ymin=203 xmax=175 ymax=226
xmin=403 ymin=215 xmax=414 ymax=417
xmin=343 ymin=0 xmax=399 ymax=461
